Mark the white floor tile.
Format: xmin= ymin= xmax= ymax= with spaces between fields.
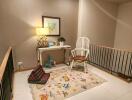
xmin=116 ymin=90 xmax=132 ymax=100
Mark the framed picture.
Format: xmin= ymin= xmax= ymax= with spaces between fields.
xmin=42 ymin=16 xmax=60 ymax=36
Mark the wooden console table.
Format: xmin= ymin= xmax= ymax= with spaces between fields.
xmin=37 ymin=45 xmax=71 ymax=66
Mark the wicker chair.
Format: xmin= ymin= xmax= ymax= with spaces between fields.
xmin=70 ymin=37 xmax=90 ymax=73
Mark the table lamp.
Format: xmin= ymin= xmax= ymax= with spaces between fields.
xmin=36 ymin=27 xmax=49 ymax=48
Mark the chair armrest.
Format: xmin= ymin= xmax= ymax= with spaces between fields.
xmin=71 ymin=49 xmax=76 ymax=57
xmin=85 ymin=49 xmax=89 ymax=58
xmin=71 ymin=48 xmax=89 ymax=58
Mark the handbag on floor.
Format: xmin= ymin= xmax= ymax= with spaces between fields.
xmin=28 ymin=65 xmax=50 ymax=84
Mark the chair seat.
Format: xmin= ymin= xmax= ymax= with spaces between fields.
xmin=71 ymin=56 xmax=87 ymax=62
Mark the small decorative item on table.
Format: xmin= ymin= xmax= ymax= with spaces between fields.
xmin=44 ymin=55 xmax=56 ymax=68
xmin=48 ymin=41 xmax=55 ymax=47
xmin=58 ymin=37 xmax=66 ymax=46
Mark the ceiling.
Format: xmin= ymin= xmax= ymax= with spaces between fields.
xmin=105 ymin=0 xmax=131 ymax=4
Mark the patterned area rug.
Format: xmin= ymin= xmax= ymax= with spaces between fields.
xmin=29 ymin=67 xmax=105 ymax=100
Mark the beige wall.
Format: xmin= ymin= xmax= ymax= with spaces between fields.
xmin=114 ymin=2 xmax=132 ymax=50
xmin=0 ymin=36 xmax=8 ymax=64
xmin=0 ymin=0 xmax=79 ymax=68
xmin=78 ymin=0 xmax=118 ymax=47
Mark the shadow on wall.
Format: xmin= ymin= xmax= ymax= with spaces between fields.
xmin=0 ymin=0 xmax=79 ymax=69
xmin=0 ymin=38 xmax=9 ymax=64
xmin=78 ymin=0 xmax=118 ymax=47
xmin=0 ymin=11 xmax=38 ymax=69
xmin=93 ymin=0 xmax=132 ymax=31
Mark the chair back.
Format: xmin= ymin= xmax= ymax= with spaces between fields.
xmin=76 ymin=37 xmax=90 ymax=49
xmin=75 ymin=37 xmax=90 ymax=56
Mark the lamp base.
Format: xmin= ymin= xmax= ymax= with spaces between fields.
xmin=37 ymin=41 xmax=48 ymax=48
xmin=37 ymin=36 xmax=48 ymax=48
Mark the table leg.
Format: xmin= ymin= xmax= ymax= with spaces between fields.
xmin=40 ymin=51 xmax=43 ymax=66
xmin=68 ymin=48 xmax=71 ymax=66
xmin=64 ymin=49 xmax=66 ymax=64
xmin=64 ymin=48 xmax=71 ymax=66
xmin=37 ymin=49 xmax=40 ymax=64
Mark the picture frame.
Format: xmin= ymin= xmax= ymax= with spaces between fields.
xmin=42 ymin=16 xmax=61 ymax=36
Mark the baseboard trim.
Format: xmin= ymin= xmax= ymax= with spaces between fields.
xmin=14 ymin=66 xmax=36 ymax=72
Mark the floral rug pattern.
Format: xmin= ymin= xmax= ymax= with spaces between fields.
xmin=29 ymin=67 xmax=105 ymax=100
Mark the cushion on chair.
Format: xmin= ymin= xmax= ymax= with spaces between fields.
xmin=71 ymin=56 xmax=87 ymax=62
xmin=28 ymin=65 xmax=50 ymax=84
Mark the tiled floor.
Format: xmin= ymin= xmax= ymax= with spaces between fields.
xmin=13 ymin=64 xmax=132 ymax=100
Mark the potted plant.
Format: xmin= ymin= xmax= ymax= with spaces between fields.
xmin=58 ymin=37 xmax=66 ymax=46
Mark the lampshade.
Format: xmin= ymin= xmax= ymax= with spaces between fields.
xmin=36 ymin=27 xmax=49 ymax=36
